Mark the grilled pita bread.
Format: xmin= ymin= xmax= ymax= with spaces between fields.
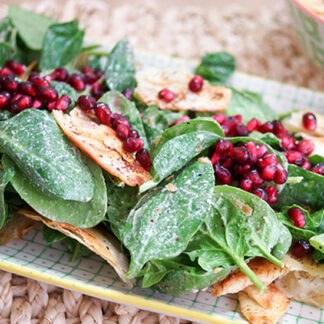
xmin=53 ymin=108 xmax=151 ymax=187
xmin=135 ymin=67 xmax=231 ymax=112
xmin=18 ymin=208 xmax=133 ymax=286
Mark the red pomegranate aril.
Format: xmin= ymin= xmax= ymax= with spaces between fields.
xmin=5 ymin=61 xmax=26 ymax=76
xmin=1 ymin=74 xmax=18 ymax=91
xmin=252 ymin=188 xmax=268 ymax=201
xmin=213 ymin=113 xmax=227 ymax=124
xmin=312 ymin=163 xmax=324 ymax=175
xmin=231 ymin=122 xmax=248 ymax=136
xmin=116 ymin=124 xmax=130 ymax=140
xmin=136 ymin=149 xmax=152 ymax=170
xmin=302 ymin=112 xmax=317 ymax=131
xmin=90 ymin=83 xmax=104 ymax=100
xmin=221 ymin=122 xmax=230 ymax=135
xmin=261 ymin=165 xmax=277 ymax=181
xmin=18 ymin=81 xmax=36 ymax=97
xmin=265 ymin=186 xmax=279 ymax=205
xmin=286 ymin=150 xmax=306 ymax=166
xmin=274 ymin=166 xmax=288 ymax=184
xmin=258 ymin=121 xmax=273 ymax=134
xmin=47 ymin=101 xmax=57 ymax=112
xmin=55 ymin=94 xmax=71 ymax=112
xmin=300 ymin=159 xmax=311 ymax=170
xmin=83 ymin=71 xmax=97 ymax=84
xmin=214 ymin=165 xmax=232 ymax=185
xmin=296 ymin=139 xmax=315 ymax=156
xmin=246 ymin=118 xmax=259 ymax=132
xmin=111 ymin=114 xmax=131 ymax=129
xmin=28 ymin=72 xmax=40 ymax=82
xmin=210 ymin=152 xmax=221 ymax=165
xmin=215 ymin=139 xmax=233 ymax=155
xmin=0 ymin=67 xmax=14 ymax=76
xmin=10 ymin=94 xmax=22 ymax=104
xmin=292 ymin=240 xmax=312 ymax=258
xmin=230 ymin=147 xmax=249 ymax=164
xmin=31 ymin=99 xmax=43 ymax=109
xmin=188 ymin=75 xmax=204 ymax=92
xmin=234 ymin=163 xmax=251 ymax=176
xmin=240 ymin=178 xmax=253 ymax=191
xmin=247 ymin=169 xmax=264 ymax=187
xmin=169 ymin=116 xmax=190 ymax=127
xmin=158 ymin=88 xmax=175 ymax=103
xmin=129 ymin=129 xmax=139 ymax=138
xmin=68 ymin=73 xmax=85 ymax=91
xmin=82 ymin=66 xmax=93 ymax=74
xmin=220 ymin=156 xmax=233 ymax=169
xmin=246 ymin=141 xmax=258 ymax=163
xmin=77 ymin=95 xmax=96 ymax=111
xmin=0 ymin=92 xmax=9 ymax=109
xmin=31 ymin=76 xmax=50 ymax=88
xmin=124 ymin=137 xmax=141 ymax=153
xmin=95 ymin=102 xmax=111 ymax=125
xmin=257 ymin=153 xmax=278 ymax=168
xmin=122 ymin=88 xmax=133 ymax=101
xmin=94 ymin=68 xmax=104 ymax=79
xmin=233 ymin=115 xmax=243 ymax=123
xmin=256 ymin=144 xmax=269 ymax=159
xmin=10 ymin=95 xmax=32 ymax=114
xmin=52 ymin=68 xmax=69 ymax=82
xmin=36 ymin=86 xmax=58 ymax=102
xmin=44 ymin=74 xmax=55 ymax=82
xmin=272 ymin=120 xmax=288 ymax=136
xmin=279 ymin=134 xmax=296 ymax=151
xmin=288 ymin=207 xmax=306 ymax=228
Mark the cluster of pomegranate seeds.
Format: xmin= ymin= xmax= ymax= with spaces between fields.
xmin=292 ymin=240 xmax=312 ymax=258
xmin=158 ymin=88 xmax=175 ymax=103
xmin=287 ymin=207 xmax=306 ymax=228
xmin=213 ymin=113 xmax=252 ymax=136
xmin=302 ymin=112 xmax=317 ymax=131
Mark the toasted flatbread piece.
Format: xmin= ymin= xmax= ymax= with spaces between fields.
xmin=136 ymin=68 xmax=231 ymax=112
xmin=53 ymin=108 xmax=151 ymax=187
xmin=239 ymin=284 xmax=290 ymax=324
xmin=18 ymin=208 xmax=133 ymax=286
xmin=0 ymin=213 xmax=39 ymax=245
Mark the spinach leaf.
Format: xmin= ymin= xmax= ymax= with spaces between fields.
xmin=226 ymin=88 xmax=276 ymax=123
xmin=271 ymin=223 xmax=292 ymax=260
xmin=313 ymin=250 xmax=324 ymax=263
xmin=43 ymin=226 xmax=66 ymax=243
xmin=0 ymin=42 xmax=14 ymax=66
xmin=195 ymin=52 xmax=236 ymax=83
xmin=0 ymin=110 xmax=12 ymax=121
xmin=2 ymin=153 xmax=107 ymax=229
xmin=308 ymin=154 xmax=324 ymax=165
xmin=50 ymin=81 xmax=78 ymax=108
xmin=249 ymin=131 xmax=282 ymax=150
xmin=0 ymin=168 xmax=15 ymax=229
xmin=276 ymin=164 xmax=324 ymax=210
xmin=122 ymin=159 xmax=215 ymax=278
xmin=141 ymin=118 xmax=224 ymax=192
xmin=0 ymin=109 xmax=94 ymax=202
xmin=105 ymin=38 xmax=136 ymax=92
xmin=40 ymin=20 xmax=84 ymax=71
xmin=310 ymin=234 xmax=324 ymax=254
xmin=0 ymin=17 xmax=12 ymax=40
xmin=8 ymin=5 xmax=55 ymax=50
xmin=99 ymin=91 xmax=147 ymax=145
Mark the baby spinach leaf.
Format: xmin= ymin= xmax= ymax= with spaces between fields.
xmin=249 ymin=131 xmax=282 ymax=150
xmin=105 ymin=38 xmax=136 ymax=92
xmin=310 ymin=234 xmax=324 ymax=254
xmin=226 ymin=88 xmax=276 ymax=123
xmin=123 ymin=159 xmax=215 ymax=279
xmin=141 ymin=118 xmax=223 ymax=192
xmin=0 ymin=17 xmax=12 ymax=40
xmin=276 ymin=164 xmax=324 ymax=210
xmin=99 ymin=90 xmax=147 ymax=145
xmin=2 ymin=153 xmax=107 ymax=229
xmin=0 ymin=168 xmax=15 ymax=229
xmin=313 ymin=250 xmax=324 ymax=263
xmin=0 ymin=109 xmax=94 ymax=202
xmin=195 ymin=52 xmax=236 ymax=83
xmin=40 ymin=20 xmax=84 ymax=71
xmin=43 ymin=226 xmax=66 ymax=243
xmin=271 ymin=223 xmax=292 ymax=260
xmin=0 ymin=42 xmax=14 ymax=66
xmin=308 ymin=154 xmax=324 ymax=165
xmin=64 ymin=238 xmax=92 ymax=261
xmin=50 ymin=81 xmax=78 ymax=108
xmin=8 ymin=5 xmax=55 ymax=50
xmin=0 ymin=110 xmax=12 ymax=121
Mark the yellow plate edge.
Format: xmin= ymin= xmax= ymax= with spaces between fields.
xmin=0 ymin=258 xmax=245 ymax=324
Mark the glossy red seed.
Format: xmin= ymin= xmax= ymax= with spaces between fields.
xmin=169 ymin=116 xmax=190 ymax=127
xmin=44 ymin=74 xmax=55 ymax=82
xmin=5 ymin=61 xmax=26 ymax=76
xmin=0 ymin=74 xmax=18 ymax=91
xmin=312 ymin=163 xmax=324 ymax=175
xmin=221 ymin=122 xmax=230 ymax=135
xmin=158 ymin=88 xmax=175 ymax=103
xmin=257 ymin=153 xmax=278 ymax=168
xmin=10 ymin=95 xmax=32 ymax=114
xmin=279 ymin=134 xmax=296 ymax=151
xmin=31 ymin=76 xmax=50 ymax=87
xmin=136 ymin=149 xmax=152 ymax=170
xmin=210 ymin=152 xmax=221 ymax=165
xmin=95 ymin=102 xmax=112 ymax=125
xmin=233 ymin=115 xmax=243 ymax=123
xmin=94 ymin=68 xmax=104 ymax=79
xmin=258 ymin=121 xmax=274 ymax=134
xmin=123 ymin=137 xmax=142 ymax=153
xmin=233 ymin=163 xmax=251 ymax=176
xmin=213 ymin=113 xmax=227 ymax=124
xmin=286 ymin=150 xmax=306 ymax=166
xmin=246 ymin=141 xmax=257 ymax=163
xmin=302 ymin=113 xmax=317 ymax=131
xmin=288 ymin=207 xmax=306 ymax=228
xmin=28 ymin=72 xmax=40 ymax=82
xmin=214 ymin=165 xmax=232 ymax=185
xmin=230 ymin=147 xmax=249 ymax=164
xmin=90 ymin=82 xmax=105 ymax=100
xmin=265 ymin=186 xmax=279 ymax=205
xmin=84 ymin=71 xmax=98 ymax=85
xmin=292 ymin=240 xmax=312 ymax=258
xmin=296 ymin=139 xmax=315 ymax=156
xmin=77 ymin=95 xmax=96 ymax=111
xmin=47 ymin=101 xmax=57 ymax=112
xmin=31 ymin=99 xmax=43 ymax=109
xmin=246 ymin=169 xmax=264 ymax=187
xmin=215 ymin=139 xmax=233 ymax=155
xmin=272 ymin=120 xmax=288 ymax=136
xmin=52 ymin=67 xmax=69 ymax=82
xmin=274 ymin=166 xmax=288 ymax=184
xmin=82 ymin=66 xmax=93 ymax=74
xmin=255 ymin=144 xmax=269 ymax=159
xmin=301 ymin=159 xmax=311 ymax=170
xmin=220 ymin=156 xmax=233 ymax=170
xmin=122 ymin=88 xmax=133 ymax=101
xmin=116 ymin=124 xmax=130 ymax=140
xmin=240 ymin=178 xmax=253 ymax=191
xmin=0 ymin=92 xmax=9 ymax=109
xmin=36 ymin=86 xmax=58 ymax=102
xmin=111 ymin=114 xmax=131 ymax=129
xmin=246 ymin=118 xmax=260 ymax=132
xmin=18 ymin=81 xmax=36 ymax=97
xmin=261 ymin=165 xmax=277 ymax=181
xmin=129 ymin=129 xmax=139 ymax=138
xmin=0 ymin=67 xmax=14 ymax=76
xmin=188 ymin=75 xmax=204 ymax=92
xmin=252 ymin=188 xmax=268 ymax=201
xmin=10 ymin=94 xmax=22 ymax=104
xmin=231 ymin=122 xmax=248 ymax=136
xmin=68 ymin=73 xmax=85 ymax=91
xmin=55 ymin=94 xmax=71 ymax=112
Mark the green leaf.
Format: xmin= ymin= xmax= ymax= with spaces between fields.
xmin=0 ymin=168 xmax=15 ymax=229
xmin=0 ymin=17 xmax=13 ymax=40
xmin=99 ymin=90 xmax=147 ymax=145
xmin=8 ymin=5 xmax=55 ymax=50
xmin=42 ymin=226 xmax=66 ymax=243
xmin=40 ymin=20 xmax=84 ymax=71
xmin=141 ymin=118 xmax=224 ymax=192
xmin=226 ymin=88 xmax=276 ymax=123
xmin=2 ymin=153 xmax=107 ymax=229
xmin=123 ymin=159 xmax=215 ymax=278
xmin=0 ymin=110 xmax=12 ymax=122
xmin=105 ymin=38 xmax=136 ymax=91
xmin=64 ymin=238 xmax=91 ymax=261
xmin=271 ymin=223 xmax=292 ymax=260
xmin=0 ymin=42 xmax=14 ymax=66
xmin=310 ymin=233 xmax=324 ymax=254
xmin=0 ymin=109 xmax=94 ymax=202
xmin=50 ymin=81 xmax=78 ymax=108
xmin=249 ymin=131 xmax=282 ymax=150
xmin=308 ymin=154 xmax=324 ymax=165
xmin=313 ymin=250 xmax=324 ymax=263
xmin=195 ymin=52 xmax=236 ymax=83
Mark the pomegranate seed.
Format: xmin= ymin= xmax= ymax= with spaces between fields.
xmin=220 ymin=157 xmax=233 ymax=169
xmin=221 ymin=123 xmax=230 ymax=136
xmin=240 ymin=178 xmax=253 ymax=191
xmin=31 ymin=99 xmax=43 ymax=109
xmin=10 ymin=94 xmax=22 ymax=104
xmin=95 ymin=102 xmax=111 ymax=125
xmin=94 ymin=68 xmax=104 ymax=79
xmin=129 ymin=129 xmax=139 ymax=138
xmin=0 ymin=92 xmax=10 ymax=109
xmin=188 ymin=75 xmax=204 ymax=92
xmin=261 ymin=165 xmax=277 ymax=181
xmin=286 ymin=150 xmax=306 ymax=166
xmin=256 ymin=144 xmax=269 ymax=159
xmin=5 ymin=61 xmax=26 ymax=76
xmin=296 ymin=139 xmax=315 ymax=156
xmin=90 ymin=82 xmax=104 ymax=100
xmin=257 ymin=153 xmax=278 ymax=168
xmin=28 ymin=72 xmax=40 ymax=82
xmin=279 ymin=134 xmax=296 ymax=151
xmin=77 ymin=95 xmax=96 ymax=111
xmin=246 ymin=169 xmax=264 ymax=187
xmin=82 ymin=66 xmax=93 ymax=74
xmin=36 ymin=86 xmax=58 ymax=102
xmin=231 ymin=122 xmax=248 ymax=136
xmin=136 ymin=149 xmax=152 ymax=170
xmin=124 ymin=137 xmax=143 ymax=153
xmin=302 ymin=113 xmax=317 ymax=131
xmin=10 ymin=95 xmax=32 ymax=114
xmin=18 ymin=81 xmax=36 ymax=97
xmin=274 ymin=166 xmax=288 ymax=184
xmin=68 ymin=73 xmax=85 ymax=91
xmin=292 ymin=240 xmax=312 ymax=258
xmin=47 ymin=101 xmax=57 ymax=112
xmin=169 ymin=116 xmax=190 ymax=127
xmin=31 ymin=76 xmax=50 ymax=87
xmin=210 ymin=152 xmax=221 ymax=165
xmin=0 ymin=67 xmax=14 ymax=76
xmin=213 ymin=113 xmax=227 ymax=124
xmin=84 ymin=71 xmax=98 ymax=85
xmin=116 ymin=124 xmax=130 ymax=140
xmin=272 ymin=120 xmax=288 ymax=136
xmin=111 ymin=114 xmax=131 ymax=129
xmin=233 ymin=115 xmax=243 ymax=123
xmin=55 ymin=94 xmax=71 ymax=112
xmin=258 ymin=121 xmax=273 ymax=133
xmin=214 ymin=165 xmax=232 ymax=185
xmin=122 ymin=88 xmax=133 ymax=101
xmin=158 ymin=88 xmax=175 ymax=103
xmin=1 ymin=74 xmax=18 ymax=91
xmin=252 ymin=188 xmax=268 ymax=201
xmin=312 ymin=163 xmax=324 ymax=175
xmin=300 ymin=159 xmax=311 ymax=170
xmin=288 ymin=207 xmax=306 ymax=228
xmin=52 ymin=68 xmax=69 ymax=82
xmin=246 ymin=141 xmax=258 ymax=163
xmin=215 ymin=139 xmax=233 ymax=155
xmin=246 ymin=118 xmax=260 ymax=132
xmin=265 ymin=186 xmax=279 ymax=205
xmin=230 ymin=147 xmax=249 ymax=164
xmin=44 ymin=74 xmax=55 ymax=82
xmin=234 ymin=163 xmax=251 ymax=176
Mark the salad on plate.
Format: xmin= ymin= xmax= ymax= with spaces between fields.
xmin=0 ymin=6 xmax=323 ymax=324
